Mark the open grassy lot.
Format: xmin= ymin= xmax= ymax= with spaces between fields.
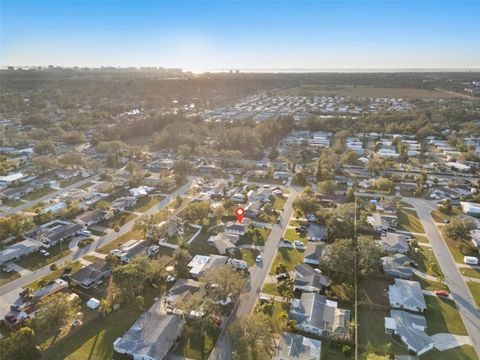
xmin=41 ymin=307 xmax=142 ymax=360
xmin=358 ymin=272 xmax=390 ymax=306
xmin=82 ymin=254 xmax=104 ymax=263
xmin=237 ymin=227 xmax=271 ymax=246
xmin=1 ymin=198 xmax=22 ymax=207
xmin=413 ymin=275 xmax=448 ymax=292
xmin=461 ymin=267 xmax=480 ymax=279
xmin=97 ymin=229 xmax=144 ymax=254
xmin=0 ymin=269 xmax=21 ymax=286
xmin=24 ymin=187 xmax=55 ymax=200
xmin=247 ymin=176 xmax=284 ymax=185
xmin=269 ymin=248 xmax=304 ymax=275
xmin=60 ymin=176 xmax=82 ymax=188
xmin=132 ymin=195 xmax=165 ymax=212
xmin=272 ymin=196 xmax=286 ymax=211
xmin=425 ymin=296 xmax=467 ymax=335
xmin=189 ymin=232 xmax=218 ymax=256
xmin=431 ymin=207 xmax=463 ymax=223
xmin=420 ymin=345 xmax=479 ymax=360
xmin=254 ymin=300 xmax=291 ymax=334
xmin=98 ymin=212 xmax=137 ymax=229
xmin=397 ymin=208 xmax=425 ymax=234
xmin=466 ymin=281 xmax=480 ymax=308
xmin=275 ymin=85 xmax=459 ymax=99
xmin=234 ymin=248 xmax=259 ymax=267
xmin=15 ymin=243 xmax=72 ymax=271
xmin=322 ymin=339 xmax=354 ymax=359
xmin=173 ymin=324 xmax=220 ymax=360
xmin=262 ymin=282 xmax=280 ymax=297
xmin=413 ymin=234 xmax=429 ymax=244
xmin=283 ymin=228 xmax=307 ymax=245
xmin=441 ymin=230 xmax=478 ymax=263
xmin=409 ymin=246 xmax=443 ymax=278
xmin=27 ymin=261 xmax=83 ymax=291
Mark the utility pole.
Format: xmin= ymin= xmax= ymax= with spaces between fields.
xmin=354 ymin=175 xmax=359 ymax=360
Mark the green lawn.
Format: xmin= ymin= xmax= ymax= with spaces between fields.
xmin=132 ymin=195 xmax=165 ymax=212
xmin=27 ymin=261 xmax=83 ymax=291
xmin=173 ymin=324 xmax=220 ymax=360
xmin=413 ymin=235 xmax=429 ymax=244
xmin=97 ymin=229 xmax=144 ymax=254
xmin=420 ymin=346 xmax=478 ymax=360
xmin=460 ymin=268 xmax=480 ymax=279
xmin=431 ymin=207 xmax=463 ymax=223
xmin=254 ymin=300 xmax=291 ymax=335
xmin=237 ymin=227 xmax=271 ymax=246
xmin=60 ymin=176 xmax=82 ymax=188
xmin=442 ymin=231 xmax=478 ymax=263
xmin=425 ymin=296 xmax=467 ymax=335
xmin=98 ymin=212 xmax=137 ymax=229
xmin=24 ymin=187 xmax=55 ymax=200
xmin=0 ymin=269 xmax=21 ymax=286
xmin=322 ymin=339 xmax=354 ymax=360
xmin=466 ymin=281 xmax=480 ymax=308
xmin=247 ymin=177 xmax=284 ymax=185
xmin=82 ymin=255 xmax=104 ymax=263
xmin=397 ymin=208 xmax=425 ymax=234
xmin=41 ymin=307 xmax=142 ymax=360
xmin=272 ymin=196 xmax=286 ymax=211
xmin=234 ymin=248 xmax=259 ymax=267
xmin=15 ymin=243 xmax=72 ymax=271
xmin=269 ymin=248 xmax=304 ymax=275
xmin=189 ymin=232 xmax=218 ymax=256
xmin=1 ymin=198 xmax=22 ymax=207
xmin=413 ymin=275 xmax=448 ymax=292
xmin=358 ymin=273 xmax=391 ymax=307
xmin=283 ymin=228 xmax=307 ymax=245
xmin=288 ymin=220 xmax=308 ymax=227
xmin=262 ymin=282 xmax=280 ymax=297
xmin=409 ymin=246 xmax=443 ymax=278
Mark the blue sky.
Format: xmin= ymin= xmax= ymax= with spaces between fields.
xmin=1 ymin=1 xmax=479 ymax=71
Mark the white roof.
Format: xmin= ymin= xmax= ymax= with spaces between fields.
xmin=87 ymin=297 xmax=100 ymax=309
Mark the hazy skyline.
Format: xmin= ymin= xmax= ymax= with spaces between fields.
xmin=1 ymin=1 xmax=479 ymax=72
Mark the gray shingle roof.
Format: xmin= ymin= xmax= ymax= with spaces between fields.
xmin=389 ymin=279 xmax=426 ymax=312
xmin=273 ymin=332 xmax=321 ymax=360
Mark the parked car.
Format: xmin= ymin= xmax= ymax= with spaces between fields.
xmin=2 ymin=264 xmax=14 ymax=273
xmin=40 ymin=249 xmax=50 ymax=257
xmin=166 ymin=275 xmax=176 ymax=283
xmin=294 ymin=240 xmax=305 ymax=248
xmin=281 ymin=239 xmax=292 ymax=245
xmin=256 ymin=255 xmax=263 ymax=263
xmin=259 ymin=296 xmax=271 ymax=304
xmin=433 ymin=290 xmax=450 ymax=297
xmin=276 ymin=273 xmax=290 ymax=281
xmin=79 ymin=230 xmax=92 ymax=237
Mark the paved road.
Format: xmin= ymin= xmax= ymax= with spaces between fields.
xmin=408 ymin=197 xmax=480 ymax=358
xmin=0 ymin=179 xmax=193 ymax=316
xmin=0 ymin=174 xmax=100 ymax=218
xmin=209 ymin=186 xmax=299 ymax=360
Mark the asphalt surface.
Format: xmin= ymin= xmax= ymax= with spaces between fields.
xmin=208 ymin=186 xmax=299 ymax=360
xmin=408 ymin=197 xmax=480 ymax=358
xmin=0 ymin=179 xmax=193 ymax=317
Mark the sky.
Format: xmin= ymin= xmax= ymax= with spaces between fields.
xmin=1 ymin=1 xmax=479 ymax=72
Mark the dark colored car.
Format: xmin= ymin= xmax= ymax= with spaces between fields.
xmin=276 ymin=273 xmax=290 ymax=281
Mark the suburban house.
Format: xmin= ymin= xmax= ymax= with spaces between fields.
xmin=110 ymin=196 xmax=137 ymax=212
xmin=389 ymin=279 xmax=427 ymax=313
xmin=293 ymin=264 xmax=330 ymax=293
xmin=382 ymin=254 xmax=414 ymax=279
xmin=380 ymin=232 xmax=410 ymax=254
xmin=0 ymin=239 xmax=42 ymax=265
xmin=385 ymin=310 xmax=433 ymax=355
xmin=461 ymin=201 xmax=480 ymax=217
xmin=303 ymin=242 xmax=325 ymax=266
xmin=75 ymin=210 xmax=110 ymax=227
xmin=245 ymin=202 xmax=262 ymax=218
xmin=0 ymin=172 xmax=28 ymax=188
xmin=129 ymin=185 xmax=154 ymax=198
xmin=273 ymin=332 xmax=321 ymax=360
xmin=289 ymin=293 xmax=350 ymax=338
xmin=372 ymin=214 xmax=398 ymax=232
xmin=224 ymin=221 xmax=249 ymax=236
xmin=71 ymin=260 xmax=112 ymax=289
xmin=187 ymin=254 xmax=228 ymax=279
xmin=113 ymin=302 xmax=185 ymax=360
xmin=24 ymin=219 xmax=84 ymax=248
xmin=3 ymin=279 xmax=69 ymax=330
xmin=208 ymin=232 xmax=238 ymax=255
xmin=247 ymin=187 xmax=272 ymax=203
xmin=166 ymin=279 xmax=205 ymax=311
xmin=110 ymin=239 xmax=147 ymax=263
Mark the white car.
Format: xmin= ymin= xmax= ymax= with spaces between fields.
xmin=80 ymin=230 xmax=92 ymax=237
xmin=166 ymin=275 xmax=176 ymax=283
xmin=256 ymin=255 xmax=262 ymax=263
xmin=40 ymin=249 xmax=50 ymax=257
xmin=294 ymin=240 xmax=305 ymax=249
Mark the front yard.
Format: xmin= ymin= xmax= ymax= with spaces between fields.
xmin=466 ymin=281 xmax=480 ymax=308
xmin=441 ymin=231 xmax=478 ymax=263
xmin=268 ymin=248 xmax=304 ymax=275
xmin=132 ymin=195 xmax=165 ymax=212
xmin=397 ymin=208 xmax=425 ymax=234
xmin=237 ymin=227 xmax=271 ymax=246
xmin=98 ymin=212 xmax=137 ymax=229
xmin=24 ymin=187 xmax=55 ymax=201
xmin=425 ymin=296 xmax=468 ymax=335
xmin=97 ymin=229 xmax=144 ymax=254
xmin=409 ymin=246 xmax=444 ymax=278
xmin=173 ymin=323 xmax=220 ymax=360
xmin=15 ymin=242 xmax=72 ymax=271
xmin=0 ymin=269 xmax=21 ymax=286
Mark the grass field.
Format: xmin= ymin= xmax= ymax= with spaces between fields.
xmin=24 ymin=187 xmax=55 ymax=201
xmin=262 ymin=282 xmax=280 ymax=297
xmin=397 ymin=208 xmax=425 ymax=234
xmin=425 ymin=296 xmax=467 ymax=335
xmin=409 ymin=246 xmax=443 ymax=278
xmin=0 ymin=269 xmax=21 ymax=286
xmin=189 ymin=232 xmax=218 ymax=256
xmin=237 ymin=227 xmax=271 ymax=246
xmin=27 ymin=261 xmax=83 ymax=291
xmin=275 ymin=85 xmax=459 ymax=99
xmin=15 ymin=243 xmax=72 ymax=271
xmin=60 ymin=176 xmax=82 ymax=188
xmin=98 ymin=212 xmax=137 ymax=229
xmin=173 ymin=324 xmax=220 ymax=360
xmin=234 ymin=248 xmax=260 ymax=267
xmin=132 ymin=195 xmax=165 ymax=212
xmin=283 ymin=228 xmax=307 ymax=245
xmin=420 ymin=346 xmax=478 ymax=360
xmin=413 ymin=235 xmax=429 ymax=244
xmin=269 ymin=248 xmax=304 ymax=275
xmin=413 ymin=275 xmax=448 ymax=292
xmin=97 ymin=229 xmax=144 ymax=254
xmin=431 ymin=208 xmax=463 ymax=223
xmin=441 ymin=231 xmax=478 ymax=263
xmin=82 ymin=255 xmax=104 ymax=263
xmin=41 ymin=307 xmax=142 ymax=360
xmin=466 ymin=281 xmax=480 ymax=308
xmin=461 ymin=267 xmax=480 ymax=279
xmin=272 ymin=196 xmax=286 ymax=211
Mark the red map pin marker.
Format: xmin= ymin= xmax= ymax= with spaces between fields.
xmin=235 ymin=207 xmax=245 ymax=223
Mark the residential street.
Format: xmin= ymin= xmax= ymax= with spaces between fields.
xmin=0 ymin=179 xmax=193 ymax=318
xmin=408 ymin=197 xmax=480 ymax=358
xmin=209 ymin=186 xmax=299 ymax=360
xmin=0 ymin=174 xmax=101 ymax=218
